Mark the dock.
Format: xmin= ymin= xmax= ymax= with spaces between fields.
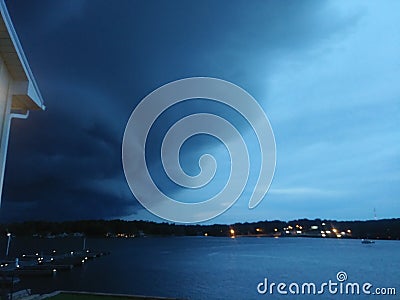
xmin=1 ymin=249 xmax=111 ymax=299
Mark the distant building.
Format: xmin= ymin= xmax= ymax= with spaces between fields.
xmin=0 ymin=1 xmax=45 ymax=204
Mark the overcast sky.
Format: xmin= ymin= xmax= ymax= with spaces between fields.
xmin=1 ymin=0 xmax=399 ymax=223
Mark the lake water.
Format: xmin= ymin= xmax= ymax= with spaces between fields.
xmin=2 ymin=237 xmax=400 ymax=299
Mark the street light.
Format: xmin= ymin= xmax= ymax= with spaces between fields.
xmin=6 ymin=232 xmax=11 ymax=257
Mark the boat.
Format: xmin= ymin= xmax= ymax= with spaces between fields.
xmin=21 ymin=264 xmax=73 ymax=271
xmin=361 ymin=239 xmax=375 ymax=244
xmin=14 ymin=268 xmax=56 ymax=277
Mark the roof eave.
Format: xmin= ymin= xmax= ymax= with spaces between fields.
xmin=0 ymin=0 xmax=45 ymax=111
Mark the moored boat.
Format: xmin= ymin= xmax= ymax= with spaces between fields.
xmin=361 ymin=239 xmax=375 ymax=244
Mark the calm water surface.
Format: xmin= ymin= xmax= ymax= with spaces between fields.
xmin=2 ymin=237 xmax=399 ymax=299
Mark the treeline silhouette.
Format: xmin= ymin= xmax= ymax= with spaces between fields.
xmin=1 ymin=218 xmax=399 ymax=240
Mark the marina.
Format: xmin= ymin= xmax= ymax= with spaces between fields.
xmin=0 ymin=245 xmax=110 ymax=299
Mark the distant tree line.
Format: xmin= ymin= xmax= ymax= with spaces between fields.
xmin=0 ymin=218 xmax=399 ymax=240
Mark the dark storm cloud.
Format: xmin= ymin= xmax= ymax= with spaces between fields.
xmin=1 ymin=0 xmax=361 ymax=222
xmin=2 ymin=99 xmax=134 ymax=221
